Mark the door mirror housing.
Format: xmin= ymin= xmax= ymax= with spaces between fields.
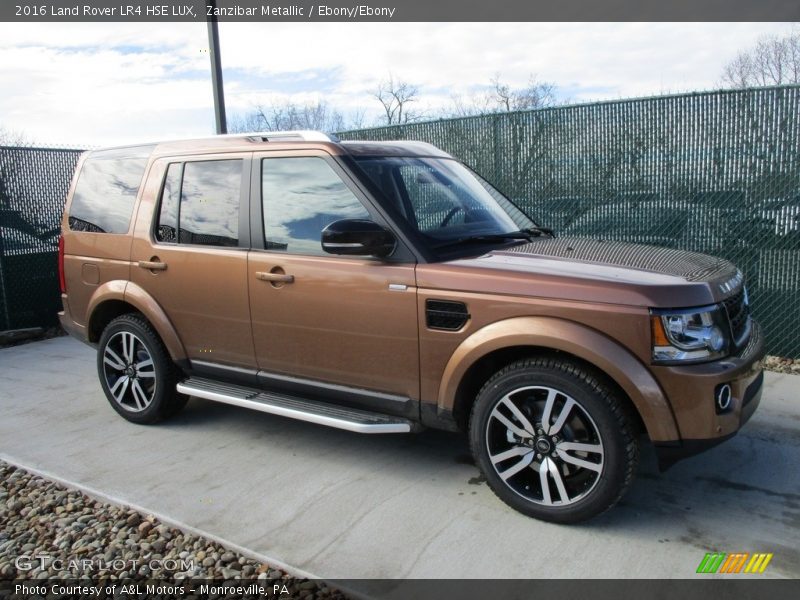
xmin=321 ymin=219 xmax=397 ymax=258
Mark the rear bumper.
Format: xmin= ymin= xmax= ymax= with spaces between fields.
xmin=58 ymin=294 xmax=89 ymax=344
xmin=652 ymin=321 xmax=765 ymax=470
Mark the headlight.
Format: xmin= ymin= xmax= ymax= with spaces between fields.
xmin=651 ymin=305 xmax=730 ymax=364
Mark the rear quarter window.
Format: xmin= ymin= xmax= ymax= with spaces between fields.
xmin=68 ymin=150 xmax=152 ymax=234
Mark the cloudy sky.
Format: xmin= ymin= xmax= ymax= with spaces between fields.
xmin=0 ymin=22 xmax=793 ymax=147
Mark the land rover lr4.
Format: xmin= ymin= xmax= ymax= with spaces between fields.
xmin=59 ymin=131 xmax=764 ymax=523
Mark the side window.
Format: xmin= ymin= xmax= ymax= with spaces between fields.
xmin=156 ymin=163 xmax=181 ymax=243
xmin=69 ymin=156 xmax=149 ymax=233
xmin=178 ymin=160 xmax=242 ymax=246
xmin=169 ymin=159 xmax=242 ymax=247
xmin=262 ymin=157 xmax=370 ymax=255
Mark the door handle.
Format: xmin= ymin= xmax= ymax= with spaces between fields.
xmin=255 ymin=271 xmax=294 ymax=283
xmin=138 ymin=260 xmax=167 ymax=271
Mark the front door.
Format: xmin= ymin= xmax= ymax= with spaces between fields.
xmin=247 ymin=151 xmax=419 ymax=409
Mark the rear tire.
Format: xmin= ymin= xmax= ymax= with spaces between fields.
xmin=97 ymin=314 xmax=187 ymax=424
xmin=469 ymin=357 xmax=638 ymax=523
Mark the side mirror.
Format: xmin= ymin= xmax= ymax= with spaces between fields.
xmin=321 ymin=219 xmax=397 ymax=258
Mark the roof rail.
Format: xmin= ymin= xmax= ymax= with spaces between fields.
xmin=236 ymin=130 xmax=339 ymax=143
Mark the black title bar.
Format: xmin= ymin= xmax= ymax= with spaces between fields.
xmin=2 ymin=0 xmax=799 ymax=22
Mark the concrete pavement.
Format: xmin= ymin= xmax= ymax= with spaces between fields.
xmin=1 ymin=336 xmax=798 ymax=581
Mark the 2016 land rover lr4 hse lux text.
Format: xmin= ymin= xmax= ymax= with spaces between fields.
xmin=59 ymin=131 xmax=764 ymax=523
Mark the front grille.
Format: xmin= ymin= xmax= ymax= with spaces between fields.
xmin=723 ymin=287 xmax=750 ymax=345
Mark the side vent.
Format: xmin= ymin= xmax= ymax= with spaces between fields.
xmin=426 ymin=299 xmax=470 ymax=331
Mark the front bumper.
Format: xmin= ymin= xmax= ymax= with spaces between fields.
xmin=652 ymin=321 xmax=765 ymax=470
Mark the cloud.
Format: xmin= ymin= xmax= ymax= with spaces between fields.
xmin=0 ymin=22 xmax=792 ymax=146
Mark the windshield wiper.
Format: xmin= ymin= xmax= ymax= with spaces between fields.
xmin=432 ymin=226 xmax=554 ymax=250
xmin=522 ymin=226 xmax=555 ymax=238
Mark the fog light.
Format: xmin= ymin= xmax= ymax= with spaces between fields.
xmin=715 ymin=383 xmax=733 ymax=414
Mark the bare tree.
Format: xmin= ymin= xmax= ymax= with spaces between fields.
xmin=340 ymin=108 xmax=367 ymax=131
xmin=228 ymin=100 xmax=364 ymax=134
xmin=447 ymin=73 xmax=558 ymax=117
xmin=492 ymin=73 xmax=557 ymax=111
xmin=0 ymin=126 xmax=30 ymax=147
xmin=720 ymin=29 xmax=800 ymax=88
xmin=373 ymin=74 xmax=421 ymax=125
xmin=448 ymin=89 xmax=496 ymax=117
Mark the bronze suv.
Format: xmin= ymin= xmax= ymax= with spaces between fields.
xmin=59 ymin=131 xmax=764 ymax=522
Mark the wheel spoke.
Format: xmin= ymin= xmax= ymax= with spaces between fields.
xmin=540 ymin=389 xmax=558 ymax=434
xmin=539 ymin=457 xmax=553 ymax=504
xmin=128 ymin=333 xmax=137 ymax=364
xmin=557 ymin=441 xmax=603 ymax=456
xmin=490 ymin=446 xmax=531 ymax=465
xmin=547 ymin=458 xmax=570 ymax=503
xmin=538 ymin=457 xmax=570 ymax=505
xmin=136 ymin=358 xmax=155 ymax=378
xmin=497 ymin=451 xmax=534 ymax=481
xmin=131 ymin=379 xmax=149 ymax=410
xmin=103 ymin=347 xmax=126 ymax=371
xmin=499 ymin=395 xmax=535 ymax=436
xmin=490 ymin=407 xmax=532 ymax=440
xmin=547 ymin=398 xmax=576 ymax=435
xmin=556 ymin=447 xmax=603 ymax=473
xmin=109 ymin=375 xmax=129 ymax=403
xmin=119 ymin=332 xmax=135 ymax=363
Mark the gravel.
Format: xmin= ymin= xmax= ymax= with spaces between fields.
xmin=763 ymin=355 xmax=800 ymax=375
xmin=0 ymin=462 xmax=347 ymax=597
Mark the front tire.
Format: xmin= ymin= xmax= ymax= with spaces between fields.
xmin=469 ymin=357 xmax=638 ymax=523
xmin=97 ymin=314 xmax=187 ymax=424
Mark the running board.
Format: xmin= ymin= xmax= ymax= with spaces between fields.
xmin=176 ymin=377 xmax=414 ymax=434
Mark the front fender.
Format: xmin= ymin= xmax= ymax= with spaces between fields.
xmin=437 ymin=316 xmax=679 ymax=443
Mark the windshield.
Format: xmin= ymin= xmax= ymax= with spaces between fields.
xmin=352 ymin=156 xmax=537 ymax=248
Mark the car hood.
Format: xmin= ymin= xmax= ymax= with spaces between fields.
xmin=418 ymin=237 xmax=742 ymax=308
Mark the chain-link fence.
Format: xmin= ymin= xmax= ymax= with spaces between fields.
xmin=339 ymin=85 xmax=800 ymax=357
xmin=1 ymin=86 xmax=799 ymax=356
xmin=0 ymin=146 xmax=82 ymax=332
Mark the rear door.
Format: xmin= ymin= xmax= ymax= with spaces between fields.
xmin=130 ymin=154 xmax=256 ymax=372
xmin=246 ymin=150 xmax=419 ymax=414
